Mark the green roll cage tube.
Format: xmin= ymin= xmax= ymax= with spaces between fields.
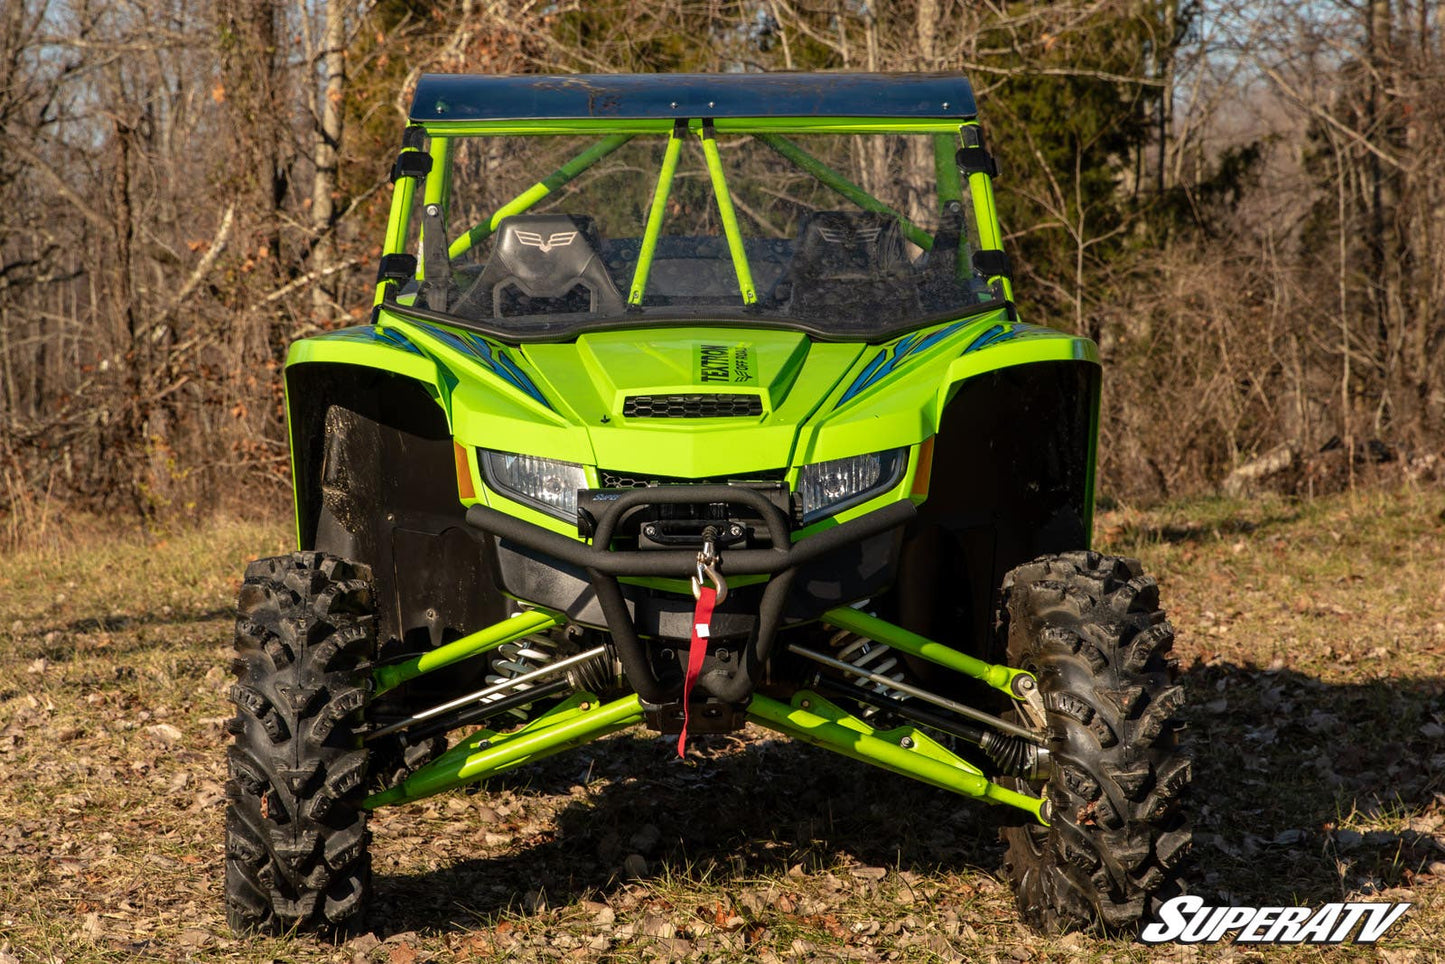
xmin=385 ymin=116 xmax=1014 ymax=309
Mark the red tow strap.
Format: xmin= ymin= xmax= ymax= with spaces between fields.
xmin=677 ymin=585 xmax=717 ymax=758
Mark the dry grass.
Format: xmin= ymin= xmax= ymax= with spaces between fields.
xmin=1 ymin=488 xmax=1443 ymax=962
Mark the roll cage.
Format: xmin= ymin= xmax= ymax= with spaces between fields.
xmin=376 ymin=72 xmax=1013 ymax=342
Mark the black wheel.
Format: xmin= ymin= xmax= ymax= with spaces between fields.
xmin=224 ymin=552 xmax=376 ymax=935
xmin=997 ymin=551 xmax=1191 ymax=934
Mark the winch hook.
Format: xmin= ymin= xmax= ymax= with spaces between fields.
xmin=691 ymin=525 xmax=729 ymax=605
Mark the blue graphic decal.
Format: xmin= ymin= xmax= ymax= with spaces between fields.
xmin=835 ymin=320 xmax=968 ymax=407
xmin=404 ymin=320 xmax=552 ymax=409
xmin=834 ymin=320 xmax=1072 ymax=408
xmin=960 ymin=322 xmax=1068 ymax=354
xmin=311 ymin=325 xmax=423 ymax=355
xmin=963 ymin=324 xmax=1011 ymax=353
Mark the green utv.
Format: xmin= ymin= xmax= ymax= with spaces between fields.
xmin=225 ymin=72 xmax=1190 ymax=937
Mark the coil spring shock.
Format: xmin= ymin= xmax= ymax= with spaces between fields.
xmin=483 ymin=630 xmax=619 ymax=718
xmin=821 ymin=628 xmax=1050 ymax=779
xmin=484 ymin=634 xmax=563 ymax=718
xmin=829 ymin=629 xmax=909 ymax=715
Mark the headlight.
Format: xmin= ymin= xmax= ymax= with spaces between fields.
xmin=479 ymin=450 xmax=587 ymax=521
xmin=798 ymin=448 xmax=907 ymax=522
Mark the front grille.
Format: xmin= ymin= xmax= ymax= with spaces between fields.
xmin=622 ymin=394 xmax=764 ymax=418
xmin=598 ymin=468 xmax=787 ymax=489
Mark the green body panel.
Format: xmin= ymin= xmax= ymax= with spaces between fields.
xmin=287 ymin=329 xmax=440 ymax=386
xmin=286 ymin=310 xmax=1096 ymax=544
xmin=523 ymin=326 xmax=831 ymax=478
xmin=285 ymin=309 xmax=1097 ymax=543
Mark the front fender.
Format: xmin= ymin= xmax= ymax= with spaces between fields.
xmin=797 ymin=312 xmax=1098 ymax=466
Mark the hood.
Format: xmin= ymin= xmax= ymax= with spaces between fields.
xmin=519 ymin=327 xmax=864 ymax=477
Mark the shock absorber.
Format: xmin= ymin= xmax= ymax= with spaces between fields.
xmin=484 ymin=630 xmax=621 ymax=717
xmin=366 ymin=629 xmax=620 ymax=747
xmin=829 ymin=628 xmax=909 ymax=716
xmin=808 ymin=674 xmax=1052 ymax=780
xmin=483 ymin=634 xmax=564 ymax=718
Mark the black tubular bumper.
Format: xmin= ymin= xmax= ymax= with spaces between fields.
xmin=464 ymin=486 xmax=917 ymax=704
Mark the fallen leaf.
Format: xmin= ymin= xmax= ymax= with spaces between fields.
xmin=145 ymin=723 xmax=182 ymax=745
xmin=177 ymin=928 xmax=210 ymax=947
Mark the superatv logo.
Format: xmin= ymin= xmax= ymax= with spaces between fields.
xmin=1141 ymin=896 xmax=1410 ymax=945
xmin=696 ymin=343 xmax=757 ymax=384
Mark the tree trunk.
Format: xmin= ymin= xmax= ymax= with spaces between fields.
xmin=1158 ymin=0 xmax=1176 ymax=195
xmin=310 ymin=0 xmax=347 ymax=320
xmin=218 ymin=0 xmax=288 ymax=266
xmin=1364 ymin=0 xmax=1392 ymax=381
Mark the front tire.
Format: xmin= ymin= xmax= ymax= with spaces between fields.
xmin=998 ymin=551 xmax=1191 ymax=933
xmin=224 ymin=552 xmax=376 ymax=935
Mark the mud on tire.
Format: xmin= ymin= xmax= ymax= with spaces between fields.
xmin=225 ymin=552 xmax=376 ymax=935
xmin=998 ymin=551 xmax=1191 ymax=934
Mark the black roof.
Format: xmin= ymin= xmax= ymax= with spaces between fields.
xmin=409 ymin=72 xmax=976 ymax=123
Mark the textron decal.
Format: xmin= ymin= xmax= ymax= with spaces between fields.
xmin=404 ymin=320 xmax=553 ymax=409
xmin=695 ymin=343 xmax=758 ymax=385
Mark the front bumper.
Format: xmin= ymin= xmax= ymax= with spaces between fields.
xmin=465 ymin=485 xmax=916 ymax=704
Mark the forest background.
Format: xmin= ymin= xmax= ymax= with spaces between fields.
xmin=2 ymin=0 xmax=1443 ymax=539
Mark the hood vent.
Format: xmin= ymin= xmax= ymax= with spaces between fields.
xmin=622 ymin=393 xmax=763 ymax=418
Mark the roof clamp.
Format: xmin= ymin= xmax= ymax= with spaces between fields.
xmin=377 ymin=253 xmax=418 ymax=286
xmin=390 ymin=150 xmax=433 ymax=184
xmin=956 ymin=126 xmax=999 ymax=179
xmin=400 ymin=124 xmax=427 ymax=152
xmin=972 ymin=249 xmax=1011 ymax=279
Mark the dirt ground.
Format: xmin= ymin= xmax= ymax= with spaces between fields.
xmin=2 ymin=487 xmax=1443 ymax=962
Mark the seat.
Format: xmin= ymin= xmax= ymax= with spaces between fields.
xmin=774 ymin=211 xmax=916 ymax=318
xmin=457 ymin=214 xmax=624 ymax=318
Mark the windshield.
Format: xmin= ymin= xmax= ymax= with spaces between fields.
xmin=404 ymin=127 xmax=1002 ymax=336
